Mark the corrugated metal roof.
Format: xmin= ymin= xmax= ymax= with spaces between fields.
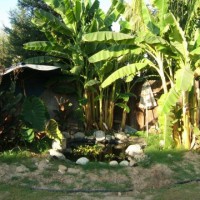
xmin=0 ymin=64 xmax=60 ymax=76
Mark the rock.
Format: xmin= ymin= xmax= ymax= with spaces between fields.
xmin=74 ymin=132 xmax=85 ymax=139
xmin=49 ymin=149 xmax=66 ymax=160
xmin=76 ymin=157 xmax=89 ymax=165
xmin=58 ymin=165 xmax=68 ymax=174
xmin=94 ymin=130 xmax=105 ymax=142
xmin=114 ymin=143 xmax=127 ymax=149
xmin=16 ymin=165 xmax=29 ymax=173
xmin=128 ymin=158 xmax=137 ymax=167
xmin=109 ymin=160 xmax=118 ymax=166
xmin=114 ymin=132 xmax=128 ymax=141
xmin=124 ymin=125 xmax=137 ymax=134
xmin=125 ymin=144 xmax=143 ymax=157
xmin=67 ymin=168 xmax=82 ymax=174
xmin=35 ymin=160 xmax=49 ymax=171
xmin=62 ymin=131 xmax=71 ymax=139
xmin=52 ymin=139 xmax=62 ymax=150
xmin=119 ymin=160 xmax=129 ymax=167
xmin=105 ymin=134 xmax=112 ymax=141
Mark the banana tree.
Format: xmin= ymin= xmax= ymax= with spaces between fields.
xmin=83 ymin=0 xmax=200 ymax=149
xmin=83 ymin=0 xmax=174 ymax=134
xmin=24 ymin=0 xmax=125 ymax=130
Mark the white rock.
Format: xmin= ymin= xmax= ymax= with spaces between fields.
xmin=114 ymin=132 xmax=128 ymax=141
xmin=109 ymin=160 xmax=118 ymax=166
xmin=119 ymin=160 xmax=129 ymax=167
xmin=74 ymin=132 xmax=85 ymax=139
xmin=76 ymin=157 xmax=89 ymax=165
xmin=52 ymin=139 xmax=62 ymax=150
xmin=94 ymin=130 xmax=105 ymax=142
xmin=58 ymin=165 xmax=68 ymax=174
xmin=49 ymin=149 xmax=66 ymax=160
xmin=125 ymin=144 xmax=143 ymax=157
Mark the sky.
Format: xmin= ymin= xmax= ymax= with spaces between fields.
xmin=0 ymin=0 xmax=18 ymax=28
xmin=0 ymin=0 xmax=114 ymax=29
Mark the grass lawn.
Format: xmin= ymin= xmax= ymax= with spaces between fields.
xmin=0 ymin=149 xmax=200 ymax=199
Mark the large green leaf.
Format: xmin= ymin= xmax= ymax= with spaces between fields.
xmin=184 ymin=0 xmax=200 ymax=36
xmin=115 ymin=103 xmax=130 ymax=113
xmin=153 ymin=0 xmax=169 ymax=30
xmin=24 ymin=41 xmax=54 ymax=52
xmin=83 ymin=31 xmax=134 ymax=43
xmin=158 ymin=87 xmax=181 ymax=114
xmin=88 ymin=45 xmax=141 ymax=63
xmin=33 ymin=9 xmax=73 ymax=36
xmin=45 ymin=119 xmax=63 ymax=141
xmin=20 ymin=127 xmax=35 ymax=143
xmin=104 ymin=0 xmax=125 ymax=27
xmin=190 ymin=47 xmax=200 ymax=57
xmin=165 ymin=13 xmax=189 ymax=62
xmin=84 ymin=79 xmax=100 ymax=88
xmin=144 ymin=33 xmax=167 ymax=45
xmin=24 ymin=41 xmax=69 ymax=59
xmin=22 ymin=97 xmax=46 ymax=131
xmin=141 ymin=0 xmax=159 ymax=34
xmin=24 ymin=56 xmax=60 ymax=64
xmin=175 ymin=68 xmax=194 ymax=92
xmin=101 ymin=62 xmax=147 ymax=88
xmin=44 ymin=0 xmax=76 ymax=30
xmin=74 ymin=0 xmax=82 ymax=21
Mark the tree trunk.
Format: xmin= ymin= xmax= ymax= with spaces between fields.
xmin=182 ymin=91 xmax=191 ymax=149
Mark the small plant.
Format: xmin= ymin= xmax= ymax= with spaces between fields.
xmin=54 ymin=96 xmax=73 ymax=130
xmin=20 ymin=96 xmax=63 ymax=152
xmin=104 ymin=153 xmax=115 ymax=161
xmin=73 ymin=145 xmax=104 ymax=161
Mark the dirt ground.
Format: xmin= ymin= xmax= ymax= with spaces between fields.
xmin=0 ymin=151 xmax=200 ymax=199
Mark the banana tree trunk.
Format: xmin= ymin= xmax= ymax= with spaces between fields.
xmin=121 ymin=109 xmax=127 ymax=130
xmin=99 ymin=87 xmax=103 ymax=130
xmin=84 ymin=90 xmax=94 ymax=130
xmin=107 ymin=83 xmax=116 ymax=130
xmin=182 ymin=91 xmax=191 ymax=149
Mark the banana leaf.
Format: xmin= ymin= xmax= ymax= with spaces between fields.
xmin=101 ymin=62 xmax=147 ymax=88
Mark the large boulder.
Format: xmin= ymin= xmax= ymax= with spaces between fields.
xmin=125 ymin=144 xmax=143 ymax=157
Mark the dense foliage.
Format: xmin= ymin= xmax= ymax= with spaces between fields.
xmin=0 ymin=0 xmax=200 ymax=151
